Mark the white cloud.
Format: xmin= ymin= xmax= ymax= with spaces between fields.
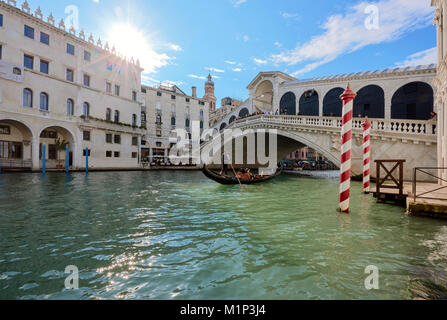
xmin=232 ymin=68 xmax=242 ymax=72
xmin=271 ymin=0 xmax=434 ymax=76
xmin=253 ymin=58 xmax=268 ymax=65
xmin=188 ymin=74 xmax=207 ymax=80
xmin=280 ymin=12 xmax=300 ymax=20
xmin=206 ymin=67 xmax=225 ymax=73
xmin=274 ymin=42 xmax=282 ymax=48
xmin=225 ymin=60 xmax=237 ymax=65
xmin=395 ymin=47 xmax=437 ymax=67
xmin=243 ymin=35 xmax=249 ymax=42
xmin=231 ymin=0 xmax=247 ymax=8
xmin=167 ymin=43 xmax=182 ymax=51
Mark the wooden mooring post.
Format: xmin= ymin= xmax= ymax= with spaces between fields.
xmin=374 ymin=160 xmax=407 ymax=205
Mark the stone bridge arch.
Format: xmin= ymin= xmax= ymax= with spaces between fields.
xmin=201 ymin=125 xmax=341 ymax=172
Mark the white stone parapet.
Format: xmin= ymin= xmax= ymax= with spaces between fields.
xmin=227 ymin=115 xmax=437 ymax=139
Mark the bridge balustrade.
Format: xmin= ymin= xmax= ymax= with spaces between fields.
xmin=226 ymin=115 xmax=436 ymax=137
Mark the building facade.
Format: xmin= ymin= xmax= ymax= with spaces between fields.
xmin=141 ymin=84 xmax=209 ymax=164
xmin=432 ymin=0 xmax=447 ymax=182
xmin=0 ymin=0 xmax=145 ymax=171
xmin=209 ymin=97 xmax=243 ymax=127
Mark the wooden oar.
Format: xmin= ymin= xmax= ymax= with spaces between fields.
xmin=230 ymin=164 xmax=246 ymax=192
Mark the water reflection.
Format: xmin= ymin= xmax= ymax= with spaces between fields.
xmin=0 ymin=171 xmax=446 ymax=299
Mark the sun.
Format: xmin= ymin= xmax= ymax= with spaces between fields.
xmin=105 ymin=23 xmax=171 ymax=74
xmin=106 ymin=24 xmax=149 ymax=60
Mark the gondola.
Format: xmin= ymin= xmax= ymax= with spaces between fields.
xmin=202 ymin=165 xmax=283 ymax=185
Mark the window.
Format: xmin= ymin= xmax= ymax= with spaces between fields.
xmin=115 ymin=85 xmax=120 ymax=96
xmin=114 ymin=134 xmax=121 ymax=144
xmin=24 ymin=55 xmax=33 ymax=69
xmin=200 ymin=121 xmax=204 ymax=129
xmin=0 ymin=14 xmax=3 ymax=27
xmin=39 ymin=92 xmax=49 ymax=111
xmin=83 ymin=149 xmax=91 ymax=157
xmin=132 ymin=114 xmax=137 ymax=126
xmin=106 ymin=134 xmax=112 ymax=144
xmin=83 ymin=74 xmax=90 ymax=87
xmin=0 ymin=45 xmax=2 ymax=60
xmin=67 ymin=43 xmax=75 ymax=55
xmin=84 ymin=50 xmax=91 ymax=61
xmin=23 ymin=88 xmax=33 ymax=107
xmin=106 ymin=82 xmax=112 ymax=94
xmin=132 ymin=152 xmax=138 ymax=159
xmin=83 ymin=131 xmax=91 ymax=141
xmin=171 ymin=117 xmax=176 ymax=126
xmin=40 ymin=32 xmax=49 ymax=45
xmin=66 ymin=69 xmax=74 ymax=82
xmin=156 ymin=114 xmax=162 ymax=124
xmin=24 ymin=25 xmax=34 ymax=39
xmin=114 ymin=110 xmax=120 ymax=123
xmin=185 ymin=118 xmax=190 ymax=128
xmin=106 ymin=151 xmax=112 ymax=158
xmin=83 ymin=102 xmax=90 ymax=117
xmin=132 ymin=91 xmax=137 ymax=101
xmin=1 ymin=142 xmax=23 ymax=159
xmin=132 ymin=137 xmax=138 ymax=146
xmin=67 ymin=99 xmax=74 ymax=116
xmin=106 ymin=108 xmax=112 ymax=121
xmin=199 ymin=101 xmax=205 ymax=106
xmin=171 ymin=95 xmax=176 ymax=100
xmin=40 ymin=130 xmax=57 ymax=139
xmin=200 ymin=110 xmax=204 ymax=119
xmin=157 ymin=91 xmax=162 ymax=97
xmin=141 ymin=87 xmax=147 ymax=93
xmin=156 ymin=129 xmax=162 ymax=137
xmin=114 ymin=152 xmax=120 ymax=158
xmin=40 ymin=60 xmax=49 ymax=74
xmin=141 ymin=111 xmax=146 ymax=122
xmin=186 ymin=98 xmax=190 ymax=103
xmin=0 ymin=125 xmax=11 ymax=135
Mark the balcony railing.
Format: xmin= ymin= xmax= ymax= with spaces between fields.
xmin=0 ymin=159 xmax=32 ymax=169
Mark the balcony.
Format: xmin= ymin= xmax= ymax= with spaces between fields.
xmin=79 ymin=116 xmax=146 ymax=135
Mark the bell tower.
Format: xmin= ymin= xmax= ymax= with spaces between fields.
xmin=203 ymin=74 xmax=217 ymax=113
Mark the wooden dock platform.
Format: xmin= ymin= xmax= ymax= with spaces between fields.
xmin=372 ymin=182 xmax=447 ymax=219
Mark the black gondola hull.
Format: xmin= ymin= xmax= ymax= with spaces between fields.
xmin=202 ymin=166 xmax=282 ymax=185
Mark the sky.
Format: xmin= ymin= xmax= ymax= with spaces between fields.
xmin=28 ymin=0 xmax=436 ymax=105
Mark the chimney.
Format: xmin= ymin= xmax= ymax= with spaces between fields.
xmin=192 ymin=86 xmax=197 ymax=98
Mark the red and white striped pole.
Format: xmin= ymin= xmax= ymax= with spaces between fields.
xmin=338 ymin=84 xmax=356 ymax=214
xmin=362 ymin=117 xmax=371 ymax=193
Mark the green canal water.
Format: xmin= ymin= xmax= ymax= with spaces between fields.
xmin=1 ymin=171 xmax=447 ymax=300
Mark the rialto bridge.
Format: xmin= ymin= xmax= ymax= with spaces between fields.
xmin=202 ymin=114 xmax=437 ymax=180
xmin=204 ymin=65 xmax=438 ymax=180
xmin=213 ymin=65 xmax=437 ymax=132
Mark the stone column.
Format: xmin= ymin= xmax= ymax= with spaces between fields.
xmin=31 ymin=137 xmax=40 ymax=171
xmin=318 ymin=90 xmax=324 ymax=116
xmin=384 ymin=89 xmax=393 ymax=119
xmin=149 ymin=148 xmax=153 ymax=163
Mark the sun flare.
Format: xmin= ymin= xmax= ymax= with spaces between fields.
xmin=107 ymin=24 xmax=148 ymax=59
xmin=106 ymin=24 xmax=171 ymax=73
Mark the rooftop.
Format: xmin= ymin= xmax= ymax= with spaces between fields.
xmin=284 ymin=64 xmax=437 ymax=85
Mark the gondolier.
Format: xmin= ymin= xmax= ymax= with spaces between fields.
xmin=220 ymin=152 xmax=230 ymax=176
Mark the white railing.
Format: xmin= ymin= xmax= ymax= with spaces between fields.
xmin=227 ymin=115 xmax=436 ymax=136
